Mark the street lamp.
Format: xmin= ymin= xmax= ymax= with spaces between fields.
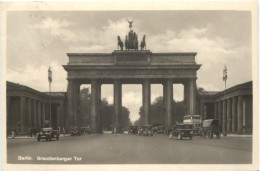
xmin=48 ymin=66 xmax=52 ymax=127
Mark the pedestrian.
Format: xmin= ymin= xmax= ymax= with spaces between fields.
xmin=114 ymin=126 xmax=117 ymax=135
xmin=11 ymin=128 xmax=16 ymax=139
xmin=28 ymin=128 xmax=32 ymax=137
xmin=63 ymin=127 xmax=66 ymax=136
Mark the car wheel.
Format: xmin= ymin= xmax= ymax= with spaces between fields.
xmin=216 ymin=133 xmax=220 ymax=139
xmin=207 ymin=132 xmax=211 ymax=138
xmin=210 ymin=132 xmax=213 ymax=139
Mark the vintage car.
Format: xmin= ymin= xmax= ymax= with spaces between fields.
xmin=128 ymin=126 xmax=138 ymax=134
xmin=37 ymin=127 xmax=60 ymax=141
xmin=165 ymin=127 xmax=173 ymax=135
xmin=170 ymin=124 xmax=193 ymax=140
xmin=81 ymin=127 xmax=91 ymax=134
xmin=71 ymin=127 xmax=81 ymax=136
xmin=202 ymin=119 xmax=221 ymax=139
xmin=157 ymin=126 xmax=165 ymax=134
xmin=138 ymin=125 xmax=153 ymax=136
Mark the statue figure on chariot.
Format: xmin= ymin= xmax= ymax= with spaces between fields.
xmin=117 ymin=20 xmax=146 ymax=51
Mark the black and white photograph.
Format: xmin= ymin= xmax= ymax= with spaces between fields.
xmin=1 ymin=1 xmax=258 ymax=171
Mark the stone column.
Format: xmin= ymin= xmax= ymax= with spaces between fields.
xmin=163 ymin=83 xmax=167 ymax=127
xmin=203 ymin=104 xmax=207 ymax=120
xmin=227 ymin=99 xmax=232 ymax=133
xmin=59 ymin=104 xmax=64 ymax=130
xmin=20 ymin=96 xmax=26 ymax=133
xmin=189 ymin=79 xmax=197 ymax=115
xmin=143 ymin=79 xmax=151 ymax=125
xmin=42 ymin=103 xmax=45 ymax=127
xmin=26 ymin=98 xmax=32 ymax=129
xmin=114 ymin=80 xmax=122 ymax=132
xmin=56 ymin=105 xmax=61 ymax=128
xmin=7 ymin=96 xmax=11 ymax=123
xmin=37 ymin=101 xmax=42 ymax=128
xmin=184 ymin=81 xmax=190 ymax=115
xmin=165 ymin=79 xmax=173 ymax=127
xmin=242 ymin=98 xmax=246 ymax=133
xmin=91 ymin=80 xmax=100 ymax=133
xmin=98 ymin=83 xmax=102 ymax=132
xmin=32 ymin=99 xmax=37 ymax=128
xmin=237 ymin=96 xmax=243 ymax=134
xmin=67 ymin=80 xmax=76 ymax=130
xmin=74 ymin=82 xmax=80 ymax=127
xmin=222 ymin=100 xmax=227 ymax=136
xmin=218 ymin=101 xmax=222 ymax=129
xmin=200 ymin=103 xmax=204 ymax=120
xmin=232 ymin=97 xmax=237 ymax=133
xmin=214 ymin=102 xmax=218 ymax=119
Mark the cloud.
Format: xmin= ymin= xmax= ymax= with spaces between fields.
xmin=7 ymin=61 xmax=67 ymax=92
xmin=32 ymin=17 xmax=77 ymax=43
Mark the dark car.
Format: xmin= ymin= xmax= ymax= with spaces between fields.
xmin=157 ymin=126 xmax=165 ymax=134
xmin=128 ymin=126 xmax=138 ymax=134
xmin=138 ymin=125 xmax=153 ymax=136
xmin=71 ymin=127 xmax=81 ymax=136
xmin=37 ymin=127 xmax=60 ymax=141
xmin=81 ymin=127 xmax=91 ymax=134
xmin=170 ymin=124 xmax=193 ymax=140
xmin=202 ymin=119 xmax=221 ymax=138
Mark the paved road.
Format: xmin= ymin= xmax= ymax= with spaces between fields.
xmin=7 ymin=133 xmax=252 ymax=164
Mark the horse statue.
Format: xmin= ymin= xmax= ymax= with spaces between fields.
xmin=140 ymin=35 xmax=146 ymax=50
xmin=134 ymin=35 xmax=138 ymax=50
xmin=117 ymin=36 xmax=123 ymax=50
xmin=125 ymin=36 xmax=129 ymax=50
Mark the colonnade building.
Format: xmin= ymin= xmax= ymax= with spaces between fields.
xmin=6 ymin=81 xmax=67 ymax=135
xmin=198 ymin=81 xmax=252 ymax=134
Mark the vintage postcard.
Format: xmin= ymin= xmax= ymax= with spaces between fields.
xmin=1 ymin=1 xmax=258 ymax=171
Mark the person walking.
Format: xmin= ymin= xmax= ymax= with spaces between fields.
xmin=11 ymin=128 xmax=16 ymax=139
xmin=114 ymin=126 xmax=117 ymax=135
xmin=63 ymin=127 xmax=66 ymax=136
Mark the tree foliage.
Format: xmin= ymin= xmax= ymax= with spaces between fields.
xmin=79 ymin=88 xmax=131 ymax=130
xmin=136 ymin=96 xmax=185 ymax=126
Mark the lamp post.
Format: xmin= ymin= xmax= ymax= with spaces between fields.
xmin=223 ymin=65 xmax=228 ymax=136
xmin=48 ymin=66 xmax=52 ymax=127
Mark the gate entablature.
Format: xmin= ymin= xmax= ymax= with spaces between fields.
xmin=63 ymin=51 xmax=201 ymax=81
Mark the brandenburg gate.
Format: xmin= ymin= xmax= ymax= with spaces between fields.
xmin=63 ymin=24 xmax=201 ymax=133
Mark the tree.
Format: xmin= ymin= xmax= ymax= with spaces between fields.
xmin=79 ymin=88 xmax=131 ymax=131
xmin=136 ymin=96 xmax=186 ymax=126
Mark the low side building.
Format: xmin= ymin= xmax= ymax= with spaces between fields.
xmin=198 ymin=81 xmax=253 ymax=134
xmin=6 ymin=81 xmax=67 ymax=135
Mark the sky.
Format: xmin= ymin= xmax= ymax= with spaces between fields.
xmin=6 ymin=11 xmax=252 ymax=122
